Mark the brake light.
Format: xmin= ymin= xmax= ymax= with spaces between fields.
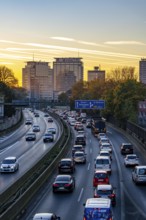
xmin=94 ymin=194 xmax=100 ymax=198
xmin=64 ymin=183 xmax=71 ymax=187
xmin=53 ymin=183 xmax=59 ymax=187
xmin=105 ymin=178 xmax=109 ymax=183
xmin=109 ymin=194 xmax=115 ymax=198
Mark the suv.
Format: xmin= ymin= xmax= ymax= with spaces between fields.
xmin=58 ymin=158 xmax=75 ymax=174
xmin=75 ymin=134 xmax=86 ymax=146
xmin=120 ymin=143 xmax=133 ymax=155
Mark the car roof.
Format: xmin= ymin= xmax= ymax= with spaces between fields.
xmin=96 ymin=156 xmax=110 ymax=159
xmin=94 ymin=170 xmax=108 ymax=174
xmin=33 ymin=213 xmax=53 ymax=219
xmin=97 ymin=184 xmax=112 ymax=190
xmin=4 ymin=156 xmax=16 ymax=160
xmin=85 ymin=198 xmax=111 ymax=208
xmin=126 ymin=154 xmax=137 ymax=157
xmin=135 ymin=165 xmax=146 ymax=169
xmin=60 ymin=158 xmax=72 ymax=161
xmin=100 ymin=150 xmax=110 ymax=153
xmin=122 ymin=142 xmax=132 ymax=145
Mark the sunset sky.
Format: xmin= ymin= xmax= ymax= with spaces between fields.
xmin=0 ymin=0 xmax=146 ymax=85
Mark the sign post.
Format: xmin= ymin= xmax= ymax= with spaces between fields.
xmin=75 ymin=100 xmax=105 ymax=109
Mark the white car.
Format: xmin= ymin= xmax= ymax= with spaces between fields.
xmin=0 ymin=156 xmax=19 ymax=173
xmin=100 ymin=143 xmax=112 ymax=153
xmin=124 ymin=154 xmax=139 ymax=167
xmin=32 ymin=125 xmax=40 ymax=132
xmin=33 ymin=213 xmax=61 ymax=220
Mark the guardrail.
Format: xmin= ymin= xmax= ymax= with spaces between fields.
xmin=0 ymin=112 xmax=72 ymax=220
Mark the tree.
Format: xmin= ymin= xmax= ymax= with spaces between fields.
xmin=0 ymin=66 xmax=18 ymax=87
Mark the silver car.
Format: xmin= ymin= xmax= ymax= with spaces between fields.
xmin=73 ymin=151 xmax=86 ymax=164
xmin=0 ymin=156 xmax=19 ymax=173
xmin=33 ymin=213 xmax=61 ymax=220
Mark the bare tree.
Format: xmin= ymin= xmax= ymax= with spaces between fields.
xmin=0 ymin=66 xmax=18 ymax=87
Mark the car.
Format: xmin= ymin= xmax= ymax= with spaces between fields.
xmin=58 ymin=158 xmax=75 ymax=174
xmin=94 ymin=184 xmax=116 ymax=206
xmin=52 ymin=174 xmax=75 ymax=193
xmin=77 ymin=130 xmax=86 ymax=139
xmin=47 ymin=127 xmax=56 ymax=134
xmin=83 ymin=198 xmax=113 ymax=220
xmin=99 ymin=150 xmax=112 ymax=161
xmin=93 ymin=170 xmax=109 ymax=187
xmin=100 ymin=143 xmax=112 ymax=153
xmin=34 ymin=112 xmax=39 ymax=117
xmin=132 ymin=165 xmax=146 ymax=184
xmin=86 ymin=121 xmax=91 ymax=128
xmin=25 ymin=132 xmax=36 ymax=141
xmin=74 ymin=122 xmax=82 ymax=130
xmin=0 ymin=156 xmax=19 ymax=173
xmin=124 ymin=154 xmax=139 ymax=167
xmin=32 ymin=125 xmax=40 ymax=132
xmin=120 ymin=143 xmax=133 ymax=155
xmin=44 ymin=113 xmax=49 ymax=117
xmin=94 ymin=156 xmax=112 ymax=174
xmin=99 ymin=137 xmax=110 ymax=146
xmin=43 ymin=133 xmax=54 ymax=142
xmin=76 ymin=124 xmax=84 ymax=131
xmin=73 ymin=151 xmax=86 ymax=164
xmin=72 ymin=144 xmax=85 ymax=156
xmin=48 ymin=117 xmax=53 ymax=122
xmin=33 ymin=213 xmax=61 ymax=220
xmin=81 ymin=118 xmax=87 ymax=123
xmin=97 ymin=132 xmax=107 ymax=140
xmin=25 ymin=119 xmax=33 ymax=125
xmin=75 ymin=134 xmax=86 ymax=146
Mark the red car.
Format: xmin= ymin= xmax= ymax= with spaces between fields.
xmin=93 ymin=170 xmax=109 ymax=187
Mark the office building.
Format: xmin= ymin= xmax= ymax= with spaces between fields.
xmin=87 ymin=66 xmax=105 ymax=81
xmin=53 ymin=57 xmax=83 ymax=92
xmin=22 ymin=61 xmax=53 ymax=101
xmin=139 ymin=58 xmax=146 ymax=84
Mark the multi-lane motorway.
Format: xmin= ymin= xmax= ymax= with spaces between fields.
xmin=1 ymin=112 xmax=146 ymax=220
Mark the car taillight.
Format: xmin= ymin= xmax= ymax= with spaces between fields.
xmin=64 ymin=183 xmax=71 ymax=187
xmin=109 ymin=194 xmax=115 ymax=198
xmin=94 ymin=194 xmax=100 ymax=198
xmin=105 ymin=178 xmax=109 ymax=183
xmin=53 ymin=183 xmax=59 ymax=187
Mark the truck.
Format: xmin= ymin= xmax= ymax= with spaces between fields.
xmin=91 ymin=117 xmax=106 ymax=137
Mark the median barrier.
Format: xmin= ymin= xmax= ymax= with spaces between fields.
xmin=0 ymin=112 xmax=72 ymax=220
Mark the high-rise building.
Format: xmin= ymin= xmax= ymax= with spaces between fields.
xmin=53 ymin=57 xmax=83 ymax=92
xmin=139 ymin=58 xmax=146 ymax=84
xmin=22 ymin=61 xmax=53 ymax=101
xmin=87 ymin=66 xmax=105 ymax=81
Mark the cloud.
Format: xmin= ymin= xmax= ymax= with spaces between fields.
xmin=104 ymin=41 xmax=146 ymax=45
xmin=50 ymin=37 xmax=75 ymax=42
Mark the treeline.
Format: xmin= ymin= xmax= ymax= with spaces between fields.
xmin=69 ymin=66 xmax=146 ymax=126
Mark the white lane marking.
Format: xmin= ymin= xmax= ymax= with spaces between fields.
xmin=87 ymin=162 xmax=90 ymax=170
xmin=78 ymin=187 xmax=84 ymax=202
xmin=90 ymin=139 xmax=91 ymax=143
xmin=0 ymin=141 xmax=20 ymax=154
xmin=90 ymin=148 xmax=92 ymax=154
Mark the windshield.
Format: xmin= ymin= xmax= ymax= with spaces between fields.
xmin=96 ymin=159 xmax=109 ymax=164
xmin=3 ymin=159 xmax=15 ymax=164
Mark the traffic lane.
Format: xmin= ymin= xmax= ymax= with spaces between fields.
xmin=23 ymin=126 xmax=121 ymax=220
xmin=0 ymin=121 xmax=59 ymax=193
xmin=107 ymin=126 xmax=146 ymax=219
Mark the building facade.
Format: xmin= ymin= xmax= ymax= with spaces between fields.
xmin=53 ymin=57 xmax=83 ymax=92
xmin=139 ymin=58 xmax=146 ymax=84
xmin=22 ymin=61 xmax=53 ymax=101
xmin=87 ymin=66 xmax=105 ymax=81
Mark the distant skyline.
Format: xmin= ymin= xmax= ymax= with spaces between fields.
xmin=0 ymin=0 xmax=146 ymax=85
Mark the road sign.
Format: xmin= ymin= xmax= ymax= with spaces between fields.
xmin=75 ymin=100 xmax=105 ymax=109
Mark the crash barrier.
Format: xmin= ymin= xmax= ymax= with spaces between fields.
xmin=0 ymin=112 xmax=72 ymax=220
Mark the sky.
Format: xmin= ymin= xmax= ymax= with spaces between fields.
xmin=0 ymin=0 xmax=146 ymax=85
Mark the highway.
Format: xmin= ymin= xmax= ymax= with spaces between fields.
xmin=18 ymin=121 xmax=146 ymax=220
xmin=1 ymin=114 xmax=146 ymax=220
xmin=0 ymin=109 xmax=60 ymax=193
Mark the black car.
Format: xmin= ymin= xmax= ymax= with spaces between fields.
xmin=75 ymin=135 xmax=86 ymax=146
xmin=120 ymin=143 xmax=133 ymax=155
xmin=43 ymin=133 xmax=54 ymax=142
xmin=52 ymin=174 xmax=75 ymax=193
xmin=48 ymin=117 xmax=53 ymax=122
xmin=58 ymin=158 xmax=75 ymax=174
xmin=25 ymin=132 xmax=36 ymax=141
xmin=25 ymin=119 xmax=33 ymax=125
